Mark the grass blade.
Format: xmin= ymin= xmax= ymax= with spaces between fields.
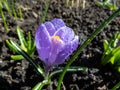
xmin=41 ymin=0 xmax=50 ymax=23
xmin=11 ymin=0 xmax=17 ymax=19
xmin=112 ymin=81 xmax=120 ymax=90
xmin=3 ymin=0 xmax=12 ymax=16
xmin=0 ymin=7 xmax=8 ymax=31
xmin=17 ymin=26 xmax=27 ymax=47
xmin=6 ymin=40 xmax=18 ymax=53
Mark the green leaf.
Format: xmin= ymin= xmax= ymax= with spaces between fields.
xmin=111 ymin=46 xmax=120 ymax=55
xmin=112 ymin=38 xmax=118 ymax=48
xmin=103 ymin=40 xmax=109 ymax=52
xmin=112 ymin=81 xmax=120 ymax=90
xmin=9 ymin=40 xmax=45 ymax=77
xmin=11 ymin=0 xmax=17 ymax=19
xmin=2 ymin=0 xmax=12 ymax=16
xmin=18 ymin=6 xmax=23 ymax=21
xmin=11 ymin=55 xmax=24 ymax=60
xmin=101 ymin=52 xmax=112 ymax=65
xmin=0 ymin=1 xmax=3 ymax=8
xmin=101 ymin=41 xmax=112 ymax=62
xmin=27 ymin=31 xmax=32 ymax=50
xmin=118 ymin=34 xmax=120 ymax=39
xmin=118 ymin=67 xmax=120 ymax=72
xmin=6 ymin=40 xmax=18 ymax=53
xmin=7 ymin=27 xmax=36 ymax=60
xmin=6 ymin=40 xmax=24 ymax=60
xmin=17 ymin=26 xmax=27 ymax=48
xmin=0 ymin=6 xmax=8 ymax=31
xmin=106 ymin=2 xmax=117 ymax=10
xmin=26 ymin=31 xmax=36 ymax=56
xmin=29 ymin=41 xmax=36 ymax=55
xmin=41 ymin=0 xmax=50 ymax=23
xmin=111 ymin=32 xmax=120 ymax=47
xmin=101 ymin=46 xmax=120 ymax=65
xmin=95 ymin=0 xmax=117 ymax=10
xmin=50 ymin=66 xmax=88 ymax=78
xmin=112 ymin=48 xmax=120 ymax=65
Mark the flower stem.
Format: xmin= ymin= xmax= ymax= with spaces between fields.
xmin=32 ymin=79 xmax=50 ymax=90
xmin=57 ymin=8 xmax=120 ymax=90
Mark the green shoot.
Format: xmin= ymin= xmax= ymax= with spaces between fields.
xmin=18 ymin=6 xmax=23 ymax=21
xmin=11 ymin=0 xmax=17 ymax=19
xmin=0 ymin=6 xmax=8 ymax=31
xmin=6 ymin=26 xmax=36 ymax=60
xmin=8 ymin=40 xmax=45 ymax=77
xmin=101 ymin=32 xmax=120 ymax=72
xmin=112 ymin=81 xmax=120 ymax=90
xmin=41 ymin=0 xmax=50 ymax=23
xmin=95 ymin=0 xmax=118 ymax=10
xmin=2 ymin=0 xmax=12 ymax=16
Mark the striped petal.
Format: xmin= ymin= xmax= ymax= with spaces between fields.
xmin=51 ymin=18 xmax=65 ymax=30
xmin=54 ymin=36 xmax=79 ymax=65
xmin=54 ymin=26 xmax=75 ymax=43
xmin=35 ymin=24 xmax=52 ymax=62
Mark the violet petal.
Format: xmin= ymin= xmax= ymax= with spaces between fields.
xmin=54 ymin=26 xmax=74 ymax=43
xmin=51 ymin=18 xmax=65 ymax=30
xmin=54 ymin=36 xmax=79 ymax=65
xmin=44 ymin=22 xmax=56 ymax=36
xmin=48 ymin=37 xmax=65 ymax=66
xmin=35 ymin=24 xmax=52 ymax=62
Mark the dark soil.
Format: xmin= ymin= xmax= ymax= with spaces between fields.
xmin=0 ymin=0 xmax=120 ymax=90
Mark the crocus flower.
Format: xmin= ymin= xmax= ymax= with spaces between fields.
xmin=35 ymin=18 xmax=79 ymax=71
